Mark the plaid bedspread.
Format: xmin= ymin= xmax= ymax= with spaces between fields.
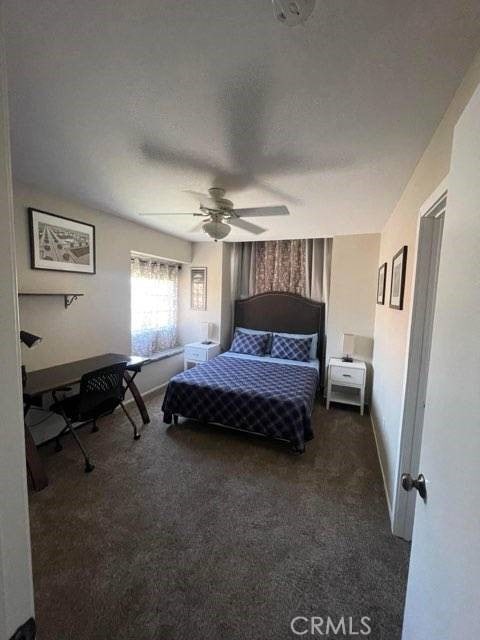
xmin=162 ymin=355 xmax=318 ymax=450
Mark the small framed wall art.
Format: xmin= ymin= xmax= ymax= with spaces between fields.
xmin=390 ymin=246 xmax=408 ymax=310
xmin=190 ymin=266 xmax=207 ymax=310
xmin=377 ymin=262 xmax=387 ymax=305
xmin=29 ymin=208 xmax=96 ymax=274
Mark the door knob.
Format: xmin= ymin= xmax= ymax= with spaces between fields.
xmin=401 ymin=473 xmax=427 ymax=500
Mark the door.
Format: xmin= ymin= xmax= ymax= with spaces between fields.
xmin=401 ymin=84 xmax=480 ymax=637
xmin=0 ymin=15 xmax=35 ymax=639
xmin=393 ymin=192 xmax=445 ymax=541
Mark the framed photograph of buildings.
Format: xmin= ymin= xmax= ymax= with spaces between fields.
xmin=191 ymin=266 xmax=207 ymax=310
xmin=28 ymin=208 xmax=96 ymax=274
xmin=389 ymin=246 xmax=407 ymax=310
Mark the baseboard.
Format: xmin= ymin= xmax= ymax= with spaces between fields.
xmin=123 ymin=381 xmax=168 ymax=406
xmin=369 ymin=413 xmax=393 ymax=524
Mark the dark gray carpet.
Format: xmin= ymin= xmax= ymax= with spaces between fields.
xmin=29 ymin=393 xmax=410 ymax=640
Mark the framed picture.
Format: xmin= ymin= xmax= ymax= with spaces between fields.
xmin=377 ymin=262 xmax=387 ymax=305
xmin=390 ymin=246 xmax=408 ymax=310
xmin=28 ymin=208 xmax=96 ymax=274
xmin=191 ymin=267 xmax=207 ymax=310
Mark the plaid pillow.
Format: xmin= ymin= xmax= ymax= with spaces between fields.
xmin=237 ymin=327 xmax=273 ymax=353
xmin=270 ymin=334 xmax=312 ymax=362
xmin=230 ymin=330 xmax=269 ymax=356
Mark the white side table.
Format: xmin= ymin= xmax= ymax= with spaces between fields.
xmin=326 ymin=357 xmax=366 ymax=415
xmin=183 ymin=341 xmax=220 ymax=370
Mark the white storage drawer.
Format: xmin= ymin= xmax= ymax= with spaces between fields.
xmin=330 ymin=365 xmax=364 ymax=385
xmin=327 ymin=357 xmax=366 ymax=415
xmin=184 ymin=347 xmax=207 ymax=361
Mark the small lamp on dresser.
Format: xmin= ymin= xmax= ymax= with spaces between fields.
xmin=200 ymin=321 xmax=214 ymax=345
xmin=20 ymin=330 xmax=43 ymax=388
xmin=20 ymin=330 xmax=42 ymax=348
xmin=342 ymin=333 xmax=356 ymax=363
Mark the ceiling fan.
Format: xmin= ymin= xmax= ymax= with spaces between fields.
xmin=139 ymin=187 xmax=289 ymax=241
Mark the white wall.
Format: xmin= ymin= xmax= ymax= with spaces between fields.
xmin=372 ymin=50 xmax=480 ymax=520
xmin=220 ymin=243 xmax=232 ymax=350
xmin=14 ymin=182 xmax=192 ymax=442
xmin=0 ymin=16 xmax=35 ymax=638
xmin=401 ymin=73 xmax=480 ymax=640
xmin=178 ymin=242 xmax=230 ymax=348
xmin=326 ymin=233 xmax=380 ymax=399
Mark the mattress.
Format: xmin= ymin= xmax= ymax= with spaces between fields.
xmin=162 ymin=353 xmax=319 ymax=451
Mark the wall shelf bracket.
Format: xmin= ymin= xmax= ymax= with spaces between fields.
xmin=64 ymin=294 xmax=79 ymax=308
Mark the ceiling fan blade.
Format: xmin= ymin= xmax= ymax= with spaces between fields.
xmin=184 ymin=189 xmax=210 ymax=200
xmin=232 ymin=205 xmax=289 ymax=218
xmin=229 ymin=217 xmax=266 ymax=235
xmin=185 ymin=189 xmax=234 ymax=210
xmin=183 ymin=190 xmax=215 ymax=208
xmin=190 ymin=220 xmax=207 ymax=233
xmin=138 ymin=212 xmax=197 ymax=216
xmin=252 ymin=180 xmax=303 ymax=206
xmin=141 ymin=142 xmax=222 ymax=176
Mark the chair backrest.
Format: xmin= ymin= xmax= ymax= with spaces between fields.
xmin=78 ymin=362 xmax=127 ymax=418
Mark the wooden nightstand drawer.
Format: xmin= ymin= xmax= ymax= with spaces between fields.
xmin=184 ymin=346 xmax=207 ymax=361
xmin=330 ymin=365 xmax=364 ymax=385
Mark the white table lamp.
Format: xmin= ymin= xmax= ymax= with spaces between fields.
xmin=342 ymin=333 xmax=356 ymax=362
xmin=201 ymin=322 xmax=213 ymax=344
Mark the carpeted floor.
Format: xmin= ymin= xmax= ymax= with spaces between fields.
xmin=29 ymin=393 xmax=410 ymax=640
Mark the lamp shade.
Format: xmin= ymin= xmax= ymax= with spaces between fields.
xmin=20 ymin=330 xmax=42 ymax=348
xmin=342 ymin=333 xmax=356 ymax=357
xmin=202 ymin=220 xmax=230 ymax=241
xmin=201 ymin=322 xmax=213 ymax=343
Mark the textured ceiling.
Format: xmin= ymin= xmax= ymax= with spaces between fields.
xmin=5 ymin=1 xmax=480 ymax=241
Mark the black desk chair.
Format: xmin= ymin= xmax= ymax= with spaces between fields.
xmin=51 ymin=362 xmax=140 ymax=473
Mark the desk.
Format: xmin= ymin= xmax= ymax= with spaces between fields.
xmin=23 ymin=353 xmax=150 ymax=491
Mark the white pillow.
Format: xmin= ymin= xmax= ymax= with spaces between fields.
xmin=272 ymin=331 xmax=318 ymax=360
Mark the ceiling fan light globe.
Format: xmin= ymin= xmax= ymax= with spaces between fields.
xmin=202 ymin=220 xmax=230 ymax=241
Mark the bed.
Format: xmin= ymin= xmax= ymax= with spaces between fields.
xmin=162 ymin=292 xmax=325 ymax=453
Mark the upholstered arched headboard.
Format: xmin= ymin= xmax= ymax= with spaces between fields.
xmin=234 ymin=292 xmax=326 ymax=376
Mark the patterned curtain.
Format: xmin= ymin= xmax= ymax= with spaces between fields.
xmin=254 ymin=239 xmax=306 ymax=295
xmin=231 ymin=238 xmax=332 ymax=303
xmin=131 ymin=256 xmax=179 ymax=357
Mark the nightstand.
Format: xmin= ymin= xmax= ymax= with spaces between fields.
xmin=184 ymin=341 xmax=220 ymax=370
xmin=326 ymin=357 xmax=366 ymax=415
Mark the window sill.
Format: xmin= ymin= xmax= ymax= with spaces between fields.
xmin=142 ymin=346 xmax=184 ymax=365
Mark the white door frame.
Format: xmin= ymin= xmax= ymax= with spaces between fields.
xmin=0 ymin=10 xmax=35 ymax=638
xmin=392 ymin=177 xmax=448 ymax=540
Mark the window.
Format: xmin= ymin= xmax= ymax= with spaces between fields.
xmin=130 ymin=253 xmax=179 ymax=357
